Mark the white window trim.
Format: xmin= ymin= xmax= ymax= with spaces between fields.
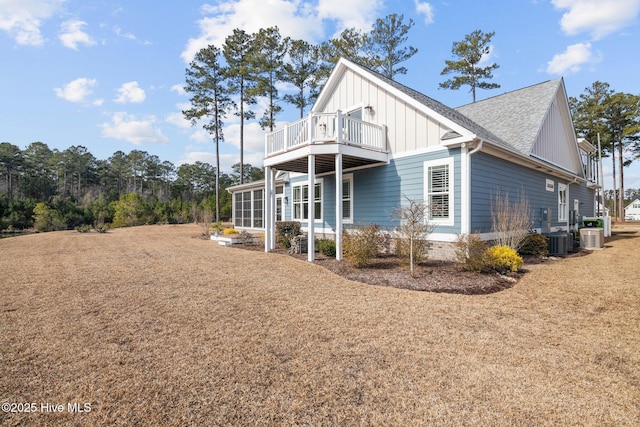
xmin=558 ymin=183 xmax=567 ymax=222
xmin=292 ymin=178 xmax=324 ymax=223
xmin=342 ymin=173 xmax=354 ymax=224
xmin=424 ymin=157 xmax=455 ymax=227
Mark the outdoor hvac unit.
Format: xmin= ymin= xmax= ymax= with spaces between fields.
xmin=580 ymin=228 xmax=604 ymax=250
xmin=546 ymin=232 xmax=569 ymax=256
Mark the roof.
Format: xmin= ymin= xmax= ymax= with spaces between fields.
xmin=456 ymin=79 xmax=563 ymax=156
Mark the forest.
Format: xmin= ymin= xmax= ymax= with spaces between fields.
xmin=0 ymin=142 xmax=263 ymax=232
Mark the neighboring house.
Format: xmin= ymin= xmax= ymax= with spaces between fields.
xmin=229 ymin=58 xmax=599 ymax=261
xmin=625 ymin=199 xmax=640 ymax=221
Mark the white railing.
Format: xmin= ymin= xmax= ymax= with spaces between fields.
xmin=266 ymin=112 xmax=386 ymax=157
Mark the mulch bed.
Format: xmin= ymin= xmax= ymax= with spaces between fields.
xmin=231 ymin=238 xmax=593 ymax=295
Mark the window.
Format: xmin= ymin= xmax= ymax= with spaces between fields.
xmin=558 ymin=184 xmax=567 ymax=222
xmin=342 ymin=175 xmax=353 ymax=223
xmin=293 ymin=181 xmax=322 ymax=221
xmin=233 ymin=189 xmax=264 ymax=228
xmin=253 ymin=189 xmax=263 ymax=228
xmin=424 ymin=158 xmax=454 ymax=226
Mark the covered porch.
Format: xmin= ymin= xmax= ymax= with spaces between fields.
xmin=263 ymin=111 xmax=388 ymax=261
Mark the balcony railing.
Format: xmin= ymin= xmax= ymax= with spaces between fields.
xmin=266 ymin=112 xmax=386 ymax=157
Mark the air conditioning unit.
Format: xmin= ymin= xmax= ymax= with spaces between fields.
xmin=546 ymin=232 xmax=569 ymax=256
xmin=580 ymin=228 xmax=604 ymax=250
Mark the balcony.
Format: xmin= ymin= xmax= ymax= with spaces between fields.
xmin=264 ymin=112 xmax=388 ymax=174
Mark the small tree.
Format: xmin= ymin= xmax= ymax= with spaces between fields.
xmin=490 ymin=189 xmax=533 ymax=251
xmin=392 ymin=196 xmax=436 ymax=276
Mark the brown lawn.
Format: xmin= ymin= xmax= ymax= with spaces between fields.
xmin=1 ymin=224 xmax=639 ymax=426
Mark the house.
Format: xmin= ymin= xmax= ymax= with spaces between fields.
xmin=625 ymin=199 xmax=640 ymax=221
xmin=228 ymin=58 xmax=600 ymax=261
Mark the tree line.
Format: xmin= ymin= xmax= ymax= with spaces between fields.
xmin=570 ymin=84 xmax=640 ymax=220
xmin=0 ymin=141 xmax=263 ymax=231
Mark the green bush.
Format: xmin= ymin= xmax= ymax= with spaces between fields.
xmin=454 ymin=233 xmax=488 ymax=272
xmin=343 ymin=224 xmax=384 ymax=268
xmin=483 ymin=245 xmax=524 ymax=273
xmin=76 ymin=224 xmax=92 ymax=233
xmin=275 ymin=221 xmax=301 ymax=249
xmin=33 ymin=202 xmax=66 ymax=232
xmin=95 ymin=223 xmax=110 ymax=233
xmin=518 ymin=232 xmax=548 ymax=257
xmin=316 ymin=238 xmax=336 ymax=257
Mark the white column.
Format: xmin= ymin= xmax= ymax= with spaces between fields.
xmin=264 ymin=166 xmax=271 ymax=253
xmin=335 ymin=153 xmax=343 ymax=261
xmin=307 ymin=155 xmax=315 ymax=262
xmin=269 ymin=167 xmax=277 ymax=251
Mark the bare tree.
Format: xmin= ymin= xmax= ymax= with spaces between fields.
xmin=392 ymin=195 xmax=436 ymax=277
xmin=490 ymin=189 xmax=533 ymax=250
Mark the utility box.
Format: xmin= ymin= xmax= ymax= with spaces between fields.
xmin=580 ymin=228 xmax=604 ymax=250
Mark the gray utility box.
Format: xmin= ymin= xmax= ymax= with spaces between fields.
xmin=580 ymin=228 xmax=604 ymax=250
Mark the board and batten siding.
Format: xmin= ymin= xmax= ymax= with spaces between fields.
xmin=319 ymin=68 xmax=445 ymax=156
xmin=470 ymin=152 xmax=595 ymax=233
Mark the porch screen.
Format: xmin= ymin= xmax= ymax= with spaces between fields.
xmin=234 ymin=189 xmax=264 ymax=228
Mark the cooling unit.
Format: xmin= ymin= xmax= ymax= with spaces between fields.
xmin=580 ymin=228 xmax=604 ymax=250
xmin=546 ymin=232 xmax=569 ymax=256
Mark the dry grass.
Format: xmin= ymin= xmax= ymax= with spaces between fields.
xmin=1 ymin=224 xmax=639 ymax=426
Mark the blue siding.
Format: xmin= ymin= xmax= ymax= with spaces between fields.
xmin=470 ymin=152 xmax=596 ymax=232
xmin=284 ymin=148 xmax=462 ymax=234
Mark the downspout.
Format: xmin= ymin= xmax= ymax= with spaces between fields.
xmin=567 ymin=177 xmax=579 ymax=234
xmin=463 ymin=140 xmax=484 ymax=235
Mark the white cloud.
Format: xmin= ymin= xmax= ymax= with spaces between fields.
xmin=54 ymin=77 xmax=97 ymax=103
xmin=115 ymin=81 xmax=146 ymax=104
xmin=0 ymin=0 xmax=65 ymax=46
xmin=59 ymin=19 xmax=95 ymax=50
xmin=317 ymin=0 xmax=383 ymax=31
xmin=100 ymin=112 xmax=169 ymax=145
xmin=414 ymin=1 xmax=435 ymax=25
xmin=546 ymin=42 xmax=599 ymax=74
xmin=180 ymin=0 xmax=383 ymax=63
xmin=166 ymin=103 xmax=193 ymax=129
xmin=170 ymin=84 xmax=187 ymax=96
xmin=552 ymin=0 xmax=640 ymax=39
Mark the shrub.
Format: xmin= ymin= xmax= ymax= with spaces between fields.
xmin=275 ymin=221 xmax=301 ymax=248
xmin=454 ymin=233 xmax=488 ymax=272
xmin=95 ymin=223 xmax=110 ymax=233
xmin=33 ymin=202 xmax=66 ymax=232
xmin=518 ymin=232 xmax=548 ymax=257
xmin=483 ymin=245 xmax=523 ymax=273
xmin=223 ymin=228 xmax=239 ymax=235
xmin=238 ymin=230 xmax=253 ymax=244
xmin=394 ymin=238 xmax=431 ymax=266
xmin=490 ymin=189 xmax=533 ymax=250
xmin=316 ymin=238 xmax=336 ymax=257
xmin=343 ymin=224 xmax=384 ymax=268
xmin=76 ymin=224 xmax=92 ymax=233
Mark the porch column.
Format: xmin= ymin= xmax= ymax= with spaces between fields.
xmin=335 ymin=153 xmax=343 ymax=261
xmin=264 ymin=166 xmax=272 ymax=252
xmin=308 ymin=155 xmax=315 ymax=262
xmin=269 ymin=167 xmax=277 ymax=251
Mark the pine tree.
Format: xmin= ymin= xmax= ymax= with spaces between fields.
xmin=183 ymin=45 xmax=234 ymax=221
xmin=224 ymin=29 xmax=259 ymax=185
xmin=440 ymin=29 xmax=500 ymax=103
xmin=251 ymin=27 xmax=288 ymax=132
xmin=367 ymin=13 xmax=418 ymax=79
xmin=281 ymin=40 xmax=322 ymax=118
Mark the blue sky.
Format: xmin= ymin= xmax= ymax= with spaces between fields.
xmin=1 ymin=0 xmax=639 ymax=189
